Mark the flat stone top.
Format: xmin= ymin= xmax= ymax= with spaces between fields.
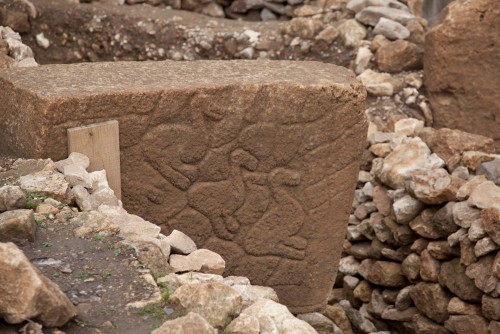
xmin=0 ymin=60 xmax=359 ymax=98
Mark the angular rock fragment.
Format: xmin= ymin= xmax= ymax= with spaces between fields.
xmin=0 ymin=209 xmax=36 ymax=242
xmin=0 ymin=242 xmax=76 ymax=326
xmin=152 ymin=312 xmax=217 ymax=334
xmin=170 ymin=282 xmax=242 ymax=328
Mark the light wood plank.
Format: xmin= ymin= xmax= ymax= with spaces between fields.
xmin=67 ymin=120 xmax=121 ymax=199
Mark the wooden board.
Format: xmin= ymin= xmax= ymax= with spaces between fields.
xmin=67 ymin=120 xmax=121 ymax=199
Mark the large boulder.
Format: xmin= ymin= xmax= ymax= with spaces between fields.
xmin=424 ymin=0 xmax=500 ymax=147
xmin=0 ymin=60 xmax=367 ymax=313
xmin=0 ymin=242 xmax=76 ymax=327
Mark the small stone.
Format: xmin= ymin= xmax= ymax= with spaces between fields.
xmin=170 ymin=282 xmax=242 ymax=328
xmin=459 ymin=237 xmax=477 ymax=266
xmin=339 ymin=255 xmax=360 ymax=276
xmin=323 ymin=304 xmax=353 ymax=334
xmin=448 ymin=228 xmax=467 ymax=247
xmin=468 ymin=181 xmax=500 ymax=210
xmin=354 ymin=46 xmax=373 ymax=74
xmin=152 ymin=312 xmax=217 ymax=334
xmin=451 ymin=166 xmax=469 ymax=180
xmin=315 ymin=26 xmax=339 ymax=44
xmin=0 ymin=209 xmax=36 ymax=242
xmin=373 ymin=17 xmax=410 ymax=40
xmin=35 ymin=33 xmax=50 ymax=49
xmin=439 ymin=259 xmax=482 ymax=302
xmin=284 ymin=17 xmax=324 ymax=40
xmin=418 ymin=128 xmax=496 ymax=171
xmin=372 ymin=186 xmax=391 ymax=216
xmin=358 ymin=69 xmax=403 ymax=97
xmin=482 ymin=295 xmax=500 ymax=321
xmin=466 ymin=255 xmax=497 ymax=294
xmin=395 ymin=286 xmax=413 ymax=310
xmin=339 ymin=300 xmax=377 ymax=333
xmin=419 ymin=249 xmax=440 ymax=282
xmin=370 ymin=143 xmax=392 ymax=157
xmin=413 ymin=314 xmax=450 ymax=334
xmin=488 ymin=321 xmax=500 ymax=334
xmin=376 ymin=39 xmax=423 ymax=73
xmin=482 ymin=208 xmax=500 ymax=244
xmin=242 ymin=299 xmax=317 ymax=333
xmin=170 ymin=249 xmax=225 ymax=275
xmin=402 ymin=253 xmax=420 ymax=281
xmin=225 ymin=314 xmax=260 ymax=334
xmin=445 ymin=315 xmax=489 ymax=334
xmin=354 ymin=201 xmax=377 ymax=220
xmin=462 ymin=151 xmax=499 ymax=171
xmin=407 ymin=168 xmax=465 ymax=205
xmin=6 ymin=38 xmax=33 ymax=61
xmin=201 ymin=2 xmax=224 ymax=18
xmin=297 ymin=312 xmax=342 ymax=334
xmin=447 ymin=297 xmax=481 ymax=315
xmin=337 ymin=19 xmax=367 ymax=48
xmin=367 ymin=261 xmax=408 ymax=287
xmin=230 ymin=284 xmax=279 ymax=309
xmin=427 ymin=240 xmax=459 ymax=260
xmin=19 ymin=169 xmax=69 ymax=202
xmin=355 ymin=6 xmax=416 ymax=26
xmin=62 ymin=164 xmax=92 ymax=189
xmin=55 ymin=152 xmax=90 ymax=172
xmin=165 ymin=229 xmax=197 ymax=255
xmin=392 ymin=194 xmax=425 ymax=224
xmin=381 ymin=306 xmax=419 ymax=321
xmin=394 ymin=118 xmax=424 ymax=137
xmin=0 ymin=242 xmax=76 ymax=326
xmin=468 ymin=218 xmax=487 ymax=242
xmin=474 ymin=237 xmax=498 ymax=257
xmin=0 ymin=186 xmax=26 ymax=212
xmin=353 ymin=280 xmax=372 ymax=303
xmin=35 ymin=203 xmax=59 ymax=215
xmin=73 ymin=211 xmax=120 ymax=238
xmin=343 ymin=275 xmax=360 ymax=289
xmin=452 ymin=202 xmax=481 ymax=229
xmin=409 ymin=282 xmax=450 ymax=323
xmin=378 ymin=138 xmax=444 ymax=189
xmin=69 ymin=185 xmax=92 ymax=211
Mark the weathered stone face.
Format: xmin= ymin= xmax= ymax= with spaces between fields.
xmin=0 ymin=60 xmax=367 ymax=312
xmin=424 ymin=0 xmax=500 ymax=147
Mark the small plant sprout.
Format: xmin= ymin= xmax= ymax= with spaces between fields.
xmin=42 ymin=242 xmax=53 ymax=248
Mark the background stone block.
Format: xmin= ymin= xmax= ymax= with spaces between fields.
xmin=0 ymin=60 xmax=367 ymax=312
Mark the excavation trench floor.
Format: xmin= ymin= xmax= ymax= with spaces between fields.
xmin=0 ymin=208 xmax=174 ymax=334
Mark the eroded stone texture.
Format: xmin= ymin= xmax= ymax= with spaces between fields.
xmin=0 ymin=60 xmax=367 ymax=313
xmin=424 ymin=0 xmax=500 ymax=147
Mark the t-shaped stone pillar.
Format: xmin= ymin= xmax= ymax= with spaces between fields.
xmin=0 ymin=60 xmax=367 ymax=312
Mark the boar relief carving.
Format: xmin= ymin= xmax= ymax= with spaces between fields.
xmin=141 ymin=106 xmax=312 ymax=262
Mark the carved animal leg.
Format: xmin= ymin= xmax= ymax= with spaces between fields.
xmin=275 ymin=244 xmax=306 ymax=260
xmin=212 ymin=216 xmax=236 ymax=241
xmin=148 ymin=159 xmax=192 ymax=191
xmin=283 ymin=236 xmax=308 ymax=250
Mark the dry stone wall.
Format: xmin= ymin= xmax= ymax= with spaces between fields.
xmin=0 ymin=60 xmax=367 ymax=313
xmin=328 ymin=117 xmax=500 ymax=334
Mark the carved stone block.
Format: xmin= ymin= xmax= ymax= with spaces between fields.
xmin=0 ymin=60 xmax=367 ymax=312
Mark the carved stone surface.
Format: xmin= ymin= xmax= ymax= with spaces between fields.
xmin=0 ymin=60 xmax=367 ymax=312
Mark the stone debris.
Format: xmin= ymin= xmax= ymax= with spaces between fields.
xmin=0 ymin=26 xmax=37 ymax=68
xmin=0 ymin=209 xmax=36 ymax=242
xmin=0 ymin=242 xmax=76 ymax=327
xmin=333 ymin=115 xmax=500 ymax=333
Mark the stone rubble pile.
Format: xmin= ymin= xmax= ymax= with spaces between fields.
xmin=329 ymin=117 xmax=500 ymax=334
xmin=0 ymin=25 xmax=38 ymax=68
xmin=0 ymin=153 xmax=323 ymax=333
xmin=81 ymin=0 xmax=336 ymax=21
